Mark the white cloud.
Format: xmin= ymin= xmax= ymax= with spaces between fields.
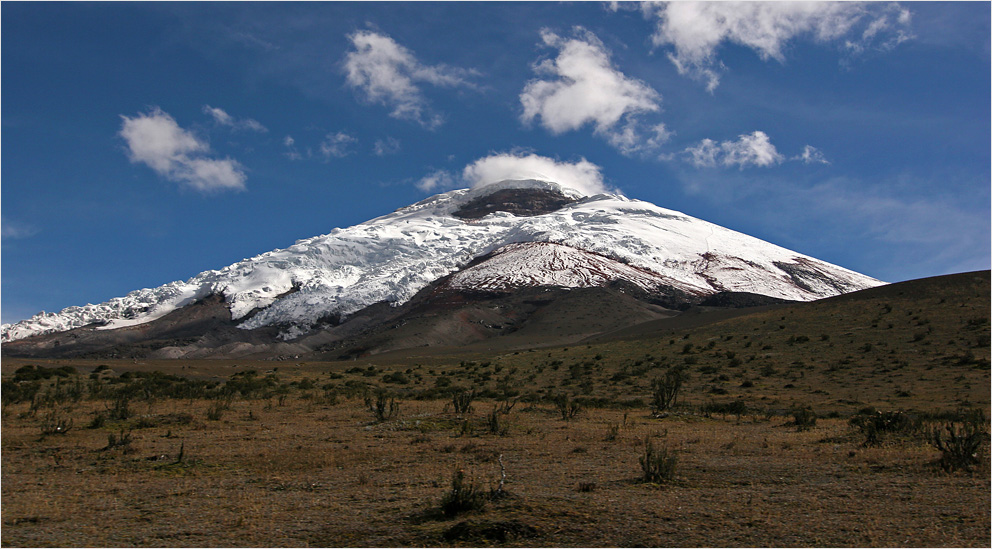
xmin=685 ymin=131 xmax=784 ymax=169
xmin=416 ymin=169 xmax=456 ymax=192
xmin=520 ymin=28 xmax=666 ymax=155
xmin=642 ymin=2 xmax=913 ymax=91
xmin=319 ymin=132 xmax=357 ymax=159
xmin=606 ymin=121 xmax=673 ymax=156
xmin=283 ymin=135 xmax=302 ymax=161
xmin=1 ymin=218 xmax=38 ymax=240
xmin=462 ymin=152 xmax=607 ymax=196
xmin=343 ymin=30 xmax=476 ymax=128
xmin=202 ymin=105 xmax=267 ymax=132
xmin=181 ymin=158 xmax=247 ymax=193
xmin=119 ymin=107 xmax=246 ymax=192
xmin=203 ymin=105 xmax=234 ymax=126
xmin=415 ymin=152 xmax=609 ymax=197
xmin=374 ymin=137 xmax=401 ymax=156
xmin=798 ymin=145 xmax=830 ymax=165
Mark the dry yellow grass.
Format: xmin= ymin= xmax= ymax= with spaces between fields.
xmin=2 ymin=390 xmax=988 ymax=547
xmin=2 ymin=272 xmax=988 ymax=546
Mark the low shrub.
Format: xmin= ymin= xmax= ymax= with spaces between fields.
xmin=485 ymin=407 xmax=509 ymax=436
xmin=39 ymin=409 xmax=73 ymax=436
xmin=849 ymin=410 xmax=915 ymax=446
xmin=365 ymin=389 xmax=399 ymax=422
xmin=105 ymin=428 xmax=135 ymax=453
xmin=650 ymin=366 xmax=687 ymax=414
xmin=440 ymin=470 xmax=488 ymax=517
xmin=929 ymin=415 xmax=988 ymax=473
xmin=639 ymin=437 xmax=678 ymax=483
xmin=451 ymin=390 xmax=475 ymax=414
xmin=552 ymin=394 xmax=581 ymax=420
xmin=791 ymin=405 xmax=817 ymax=431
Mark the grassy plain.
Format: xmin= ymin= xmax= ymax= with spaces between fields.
xmin=2 ymin=271 xmax=989 ymax=547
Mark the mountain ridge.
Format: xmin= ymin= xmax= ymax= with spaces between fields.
xmin=1 ymin=178 xmax=884 ymax=348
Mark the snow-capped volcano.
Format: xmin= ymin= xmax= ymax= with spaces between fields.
xmin=1 ymin=179 xmax=884 ymax=344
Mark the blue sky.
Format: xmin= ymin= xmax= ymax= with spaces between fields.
xmin=2 ymin=2 xmax=989 ymax=324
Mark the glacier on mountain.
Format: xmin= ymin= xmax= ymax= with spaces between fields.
xmin=0 ymin=179 xmax=884 ymax=342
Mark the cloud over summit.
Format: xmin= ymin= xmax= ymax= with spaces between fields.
xmin=416 ymin=152 xmax=608 ymax=197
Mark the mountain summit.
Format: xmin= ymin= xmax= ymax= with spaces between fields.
xmin=1 ymin=179 xmax=884 ymax=357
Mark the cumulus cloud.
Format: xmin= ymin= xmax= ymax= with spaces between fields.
xmin=520 ymin=28 xmax=666 ymax=155
xmin=202 ymin=105 xmax=267 ymax=132
xmin=373 ymin=137 xmax=401 ymax=157
xmin=319 ymin=132 xmax=357 ymax=159
xmin=685 ymin=131 xmax=784 ymax=169
xmin=798 ymin=145 xmax=830 ymax=165
xmin=343 ymin=30 xmax=477 ymax=128
xmin=119 ymin=107 xmax=246 ymax=192
xmin=642 ymin=2 xmax=913 ymax=91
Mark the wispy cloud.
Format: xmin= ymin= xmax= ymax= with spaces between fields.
xmin=520 ymin=27 xmax=668 ymax=156
xmin=675 ymin=169 xmax=989 ymax=280
xmin=202 ymin=105 xmax=268 ymax=133
xmin=797 ymin=145 xmax=830 ymax=165
xmin=283 ymin=135 xmax=302 ymax=160
xmin=373 ymin=137 xmax=401 ymax=157
xmin=684 ymin=131 xmax=784 ymax=169
xmin=119 ymin=107 xmax=246 ymax=192
xmin=640 ymin=2 xmax=913 ymax=91
xmin=319 ymin=132 xmax=357 ymax=159
xmin=343 ymin=30 xmax=478 ymax=129
xmin=1 ymin=218 xmax=39 ymax=240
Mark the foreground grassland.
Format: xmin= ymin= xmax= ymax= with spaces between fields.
xmin=2 ymin=272 xmax=990 ymax=546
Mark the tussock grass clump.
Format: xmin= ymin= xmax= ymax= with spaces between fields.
xmin=107 ymin=391 xmax=133 ymax=421
xmin=553 ymin=394 xmax=581 ymax=420
xmin=791 ymin=405 xmax=817 ymax=431
xmin=104 ymin=428 xmax=135 ymax=454
xmin=440 ymin=470 xmax=488 ymax=517
xmin=485 ymin=407 xmax=509 ymax=436
xmin=639 ymin=437 xmax=678 ymax=483
xmin=205 ymin=401 xmax=229 ymax=421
